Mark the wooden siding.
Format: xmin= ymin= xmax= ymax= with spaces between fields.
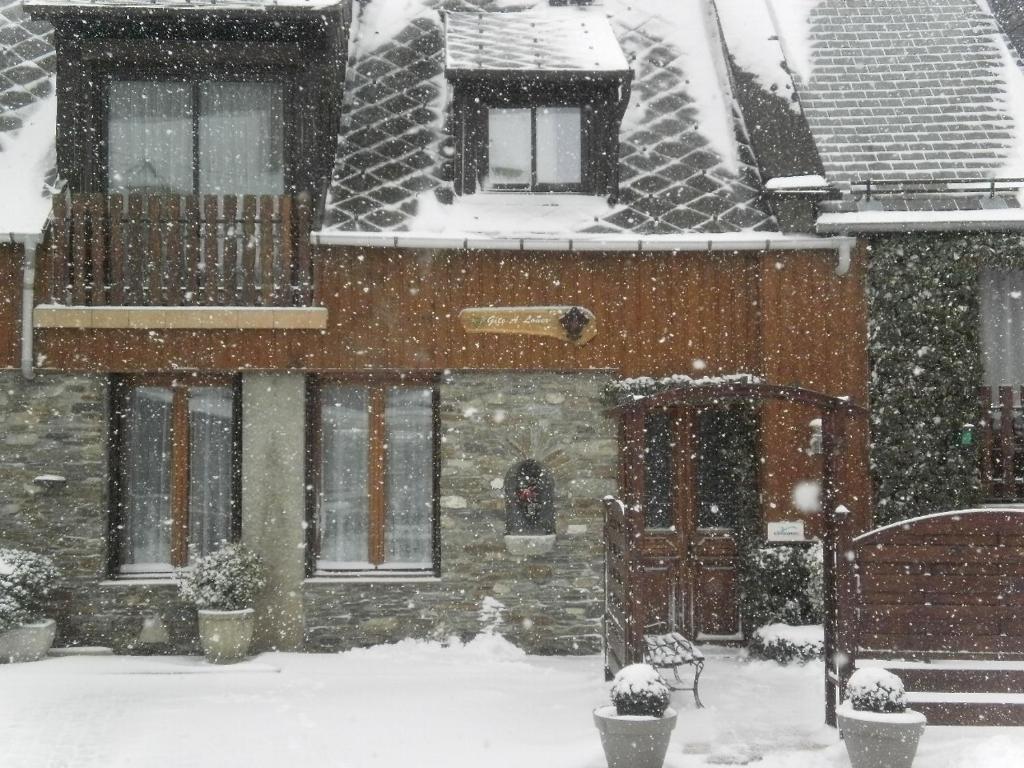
xmin=1 ymin=242 xmax=871 ymax=522
xmin=17 ymin=245 xmax=857 ymax=377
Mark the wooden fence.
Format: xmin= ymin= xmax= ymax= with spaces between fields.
xmin=46 ymin=192 xmax=313 ymax=307
xmin=833 ymin=508 xmax=1024 ymax=725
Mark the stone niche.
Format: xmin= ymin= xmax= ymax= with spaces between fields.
xmin=503 ymin=459 xmax=556 ymax=555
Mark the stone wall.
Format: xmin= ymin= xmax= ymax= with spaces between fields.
xmin=0 ymin=372 xmax=197 ymax=652
xmin=303 ymin=371 xmax=618 ymax=655
xmin=1 ymin=370 xmax=618 ymax=656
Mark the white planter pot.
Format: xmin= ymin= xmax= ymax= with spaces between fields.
xmin=838 ymin=706 xmax=926 ymax=768
xmin=0 ymin=618 xmax=56 ymax=663
xmin=197 ymin=609 xmax=255 ymax=664
xmin=593 ymin=705 xmax=677 ymax=768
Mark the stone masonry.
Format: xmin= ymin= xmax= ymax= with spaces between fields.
xmin=1 ymin=370 xmax=618 ymax=656
xmin=0 ymin=372 xmax=197 ymax=652
xmin=303 ymin=372 xmax=618 ymax=655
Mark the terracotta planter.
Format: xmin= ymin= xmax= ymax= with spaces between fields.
xmin=593 ymin=705 xmax=677 ymax=768
xmin=197 ymin=608 xmax=255 ymax=664
xmin=0 ymin=618 xmax=56 ymax=663
xmin=838 ymin=706 xmax=926 ymax=768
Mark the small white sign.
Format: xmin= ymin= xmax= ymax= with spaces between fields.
xmin=767 ymin=520 xmax=805 ymax=542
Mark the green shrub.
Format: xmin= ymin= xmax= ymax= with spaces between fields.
xmin=610 ymin=664 xmax=670 ymax=717
xmin=0 ymin=549 xmax=59 ymax=631
xmin=739 ymin=542 xmax=823 ymax=633
xmin=178 ymin=545 xmax=266 ymax=611
xmin=748 ymin=623 xmax=823 ymax=663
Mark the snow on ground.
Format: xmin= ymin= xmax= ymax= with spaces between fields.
xmin=0 ymin=639 xmax=1022 ymax=767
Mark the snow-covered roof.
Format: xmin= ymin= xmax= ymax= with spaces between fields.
xmin=444 ymin=7 xmax=629 ymax=74
xmin=723 ymin=0 xmax=1021 ymax=186
xmin=0 ymin=0 xmax=56 ymax=236
xmin=24 ymin=0 xmax=341 ymax=9
xmin=320 ymin=0 xmax=774 ymax=237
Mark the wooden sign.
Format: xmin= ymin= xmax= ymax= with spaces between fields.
xmin=459 ymin=306 xmax=597 ymax=346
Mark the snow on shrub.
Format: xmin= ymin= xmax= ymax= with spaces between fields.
xmin=740 ymin=543 xmax=823 ymax=632
xmin=846 ymin=668 xmax=908 ymax=714
xmin=0 ymin=548 xmax=59 ymax=631
xmin=748 ymin=623 xmax=823 ymax=663
xmin=610 ymin=663 xmax=670 ymax=717
xmin=178 ymin=545 xmax=266 ymax=611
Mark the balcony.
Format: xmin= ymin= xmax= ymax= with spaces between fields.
xmin=36 ymin=191 xmax=322 ymax=330
xmin=978 ymin=386 xmax=1024 ymax=501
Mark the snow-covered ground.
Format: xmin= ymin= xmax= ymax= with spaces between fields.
xmin=1 ymin=638 xmax=1022 ymax=768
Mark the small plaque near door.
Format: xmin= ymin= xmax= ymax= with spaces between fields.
xmin=767 ymin=520 xmax=806 ymax=542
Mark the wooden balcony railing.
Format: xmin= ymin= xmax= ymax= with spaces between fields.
xmin=978 ymin=385 xmax=1024 ymax=501
xmin=46 ymin=192 xmax=313 ymax=307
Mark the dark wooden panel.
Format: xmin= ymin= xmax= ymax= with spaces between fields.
xmin=910 ymin=702 xmax=1024 ymax=726
xmin=895 ymin=667 xmax=1024 ymax=694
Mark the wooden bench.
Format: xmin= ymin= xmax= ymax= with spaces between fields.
xmin=643 ymin=630 xmax=705 ymax=708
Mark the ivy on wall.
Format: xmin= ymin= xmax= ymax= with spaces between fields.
xmin=867 ymin=232 xmax=1024 ymax=525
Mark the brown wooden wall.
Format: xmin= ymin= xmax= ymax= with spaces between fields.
xmin=0 ymin=241 xmax=871 ymax=521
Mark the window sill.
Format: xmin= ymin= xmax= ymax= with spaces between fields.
xmin=305 ymin=573 xmax=441 ymax=585
xmin=34 ymin=305 xmax=327 ymax=330
xmin=99 ymin=577 xmax=179 ymax=587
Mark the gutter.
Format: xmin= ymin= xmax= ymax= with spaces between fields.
xmin=816 ymin=209 xmax=1024 ymax=235
xmin=310 ymin=231 xmax=856 ymax=275
xmin=5 ymin=232 xmax=41 ymax=380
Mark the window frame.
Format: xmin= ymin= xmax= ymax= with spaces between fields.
xmin=306 ymin=373 xmax=442 ymax=577
xmin=448 ymin=76 xmax=626 ymax=197
xmin=482 ymin=106 xmax=584 ymax=193
xmin=105 ymin=77 xmax=286 ymax=197
xmin=108 ymin=373 xmax=242 ymax=576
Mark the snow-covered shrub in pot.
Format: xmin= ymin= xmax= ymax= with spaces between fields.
xmin=593 ymin=664 xmax=677 ymax=768
xmin=178 ymin=545 xmax=265 ymax=664
xmin=837 ymin=668 xmax=926 ymax=768
xmin=0 ymin=548 xmax=59 ymax=663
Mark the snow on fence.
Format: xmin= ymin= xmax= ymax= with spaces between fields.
xmin=46 ymin=191 xmax=313 ymax=308
xmin=832 ymin=508 xmax=1024 ymax=726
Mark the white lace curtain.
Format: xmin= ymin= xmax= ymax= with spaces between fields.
xmin=980 ymin=267 xmax=1024 ymax=394
xmin=108 ymin=80 xmax=283 ymax=195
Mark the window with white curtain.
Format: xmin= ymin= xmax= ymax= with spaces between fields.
xmin=108 ymin=80 xmax=284 ymax=195
xmin=117 ymin=377 xmax=239 ymax=573
xmin=980 ymin=267 xmax=1024 ymax=394
xmin=315 ymin=381 xmax=437 ymax=572
xmin=483 ymin=106 xmax=582 ymax=191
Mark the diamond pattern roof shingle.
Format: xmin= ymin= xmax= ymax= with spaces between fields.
xmin=320 ymin=0 xmax=774 ymax=235
xmin=0 ymin=0 xmax=53 ymax=133
xmin=445 ymin=7 xmax=629 ymax=73
xmin=795 ymin=0 xmax=1016 ymax=184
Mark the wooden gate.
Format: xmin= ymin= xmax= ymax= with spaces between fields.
xmin=831 ymin=508 xmax=1024 ymax=725
xmin=604 ymin=381 xmax=864 ymax=678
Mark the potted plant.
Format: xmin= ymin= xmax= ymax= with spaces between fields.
xmin=837 ymin=668 xmax=927 ymax=768
xmin=0 ymin=548 xmax=59 ymax=663
xmin=178 ymin=544 xmax=266 ymax=664
xmin=593 ymin=663 xmax=677 ymax=768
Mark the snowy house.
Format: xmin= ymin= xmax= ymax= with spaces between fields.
xmin=715 ymin=0 xmax=1024 ymax=521
xmin=0 ymin=0 xmax=870 ymax=655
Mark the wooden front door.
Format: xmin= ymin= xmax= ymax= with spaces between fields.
xmin=687 ymin=531 xmax=740 ymax=638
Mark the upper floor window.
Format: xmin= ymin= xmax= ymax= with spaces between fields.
xmin=980 ymin=266 xmax=1024 ymax=389
xmin=108 ymin=80 xmax=284 ymax=196
xmin=485 ymin=106 xmax=582 ymax=191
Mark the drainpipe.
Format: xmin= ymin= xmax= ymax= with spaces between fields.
xmin=12 ymin=233 xmax=41 ymax=380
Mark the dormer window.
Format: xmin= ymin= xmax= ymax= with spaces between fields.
xmin=444 ymin=7 xmax=632 ymax=197
xmin=485 ymin=106 xmax=582 ymax=191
